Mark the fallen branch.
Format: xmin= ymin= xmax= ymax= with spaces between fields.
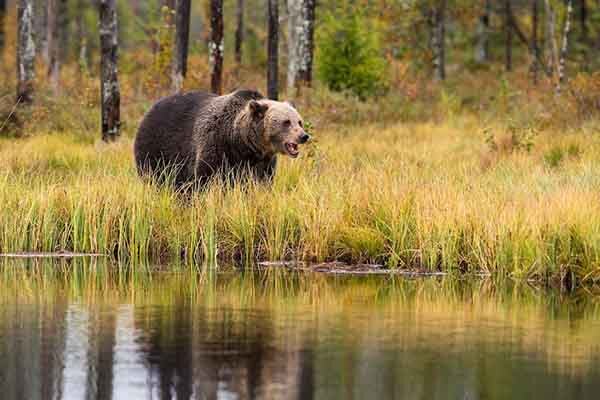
xmin=0 ymin=97 xmax=21 ymax=135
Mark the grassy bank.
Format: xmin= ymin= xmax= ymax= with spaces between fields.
xmin=2 ymin=108 xmax=600 ymax=286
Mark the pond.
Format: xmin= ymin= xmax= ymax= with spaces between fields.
xmin=1 ymin=259 xmax=600 ymax=400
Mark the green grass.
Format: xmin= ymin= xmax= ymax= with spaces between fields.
xmin=1 ymin=113 xmax=600 ymax=288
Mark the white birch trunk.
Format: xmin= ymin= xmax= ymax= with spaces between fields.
xmin=17 ymin=0 xmax=36 ymax=104
xmin=99 ymin=0 xmax=121 ymax=141
xmin=556 ymin=0 xmax=573 ymax=94
xmin=287 ymin=0 xmax=315 ymax=95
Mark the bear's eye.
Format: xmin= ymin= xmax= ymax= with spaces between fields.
xmin=299 ymin=120 xmax=304 ymax=128
xmin=283 ymin=120 xmax=291 ymax=128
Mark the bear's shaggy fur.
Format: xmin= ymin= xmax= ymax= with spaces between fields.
xmin=134 ymin=89 xmax=309 ymax=187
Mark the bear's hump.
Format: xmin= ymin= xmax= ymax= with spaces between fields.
xmin=230 ymin=89 xmax=265 ymax=102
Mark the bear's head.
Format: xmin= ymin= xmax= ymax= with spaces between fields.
xmin=244 ymin=99 xmax=310 ymax=158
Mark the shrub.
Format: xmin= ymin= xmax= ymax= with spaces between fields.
xmin=568 ymin=72 xmax=600 ymax=118
xmin=544 ymin=146 xmax=564 ymax=169
xmin=316 ymin=7 xmax=387 ymax=99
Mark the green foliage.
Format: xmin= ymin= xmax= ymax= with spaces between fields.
xmin=544 ymin=143 xmax=582 ymax=168
xmin=484 ymin=122 xmax=538 ymax=155
xmin=316 ymin=6 xmax=387 ymax=99
xmin=544 ymin=146 xmax=565 ymax=168
xmin=144 ymin=6 xmax=175 ymax=91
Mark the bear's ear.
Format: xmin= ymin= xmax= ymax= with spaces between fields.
xmin=285 ymin=100 xmax=297 ymax=110
xmin=249 ymin=100 xmax=269 ymax=120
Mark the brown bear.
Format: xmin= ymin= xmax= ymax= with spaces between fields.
xmin=134 ymin=89 xmax=310 ymax=187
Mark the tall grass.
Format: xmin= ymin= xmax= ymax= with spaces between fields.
xmin=1 ymin=114 xmax=600 ymax=287
xmin=2 ymin=27 xmax=600 ymax=287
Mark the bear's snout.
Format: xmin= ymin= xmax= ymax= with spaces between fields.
xmin=299 ymin=132 xmax=311 ymax=144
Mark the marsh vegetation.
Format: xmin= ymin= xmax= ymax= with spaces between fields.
xmin=1 ymin=1 xmax=600 ymax=289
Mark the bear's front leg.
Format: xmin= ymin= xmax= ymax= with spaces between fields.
xmin=254 ymin=157 xmax=277 ymax=184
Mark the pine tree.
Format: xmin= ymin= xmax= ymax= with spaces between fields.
xmin=34 ymin=0 xmax=49 ymax=63
xmin=267 ymin=0 xmax=279 ymax=100
xmin=430 ymin=0 xmax=446 ymax=80
xmin=209 ymin=0 xmax=224 ymax=94
xmin=235 ymin=0 xmax=244 ymax=65
xmin=505 ymin=0 xmax=513 ymax=71
xmin=48 ymin=0 xmax=69 ymax=89
xmin=531 ymin=0 xmax=540 ymax=83
xmin=0 ymin=0 xmax=6 ymax=52
xmin=172 ymin=0 xmax=191 ymax=92
xmin=475 ymin=0 xmax=491 ymax=64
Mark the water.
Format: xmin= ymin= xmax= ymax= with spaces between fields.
xmin=1 ymin=260 xmax=600 ymax=400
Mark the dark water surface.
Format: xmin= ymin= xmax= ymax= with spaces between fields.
xmin=2 ymin=260 xmax=600 ymax=400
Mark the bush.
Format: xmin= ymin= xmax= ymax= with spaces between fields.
xmin=316 ymin=7 xmax=387 ymax=99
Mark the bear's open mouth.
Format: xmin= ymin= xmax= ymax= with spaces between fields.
xmin=285 ymin=142 xmax=299 ymax=158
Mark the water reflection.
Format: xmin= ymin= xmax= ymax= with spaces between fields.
xmin=1 ymin=259 xmax=600 ymax=399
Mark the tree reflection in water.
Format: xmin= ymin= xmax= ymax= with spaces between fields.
xmin=1 ymin=259 xmax=600 ymax=400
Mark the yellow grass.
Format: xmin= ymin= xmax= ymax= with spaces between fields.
xmin=1 ymin=108 xmax=600 ymax=286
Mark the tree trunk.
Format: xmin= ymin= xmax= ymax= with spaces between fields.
xmin=287 ymin=0 xmax=315 ymax=94
xmin=544 ymin=0 xmax=558 ymax=76
xmin=267 ymin=0 xmax=279 ymax=100
xmin=531 ymin=0 xmax=539 ymax=83
xmin=235 ymin=0 xmax=244 ymax=65
xmin=505 ymin=0 xmax=513 ymax=71
xmin=46 ymin=0 xmax=55 ymax=67
xmin=172 ymin=0 xmax=191 ymax=92
xmin=556 ymin=0 xmax=573 ymax=94
xmin=580 ymin=0 xmax=587 ymax=43
xmin=209 ymin=0 xmax=224 ymax=94
xmin=35 ymin=0 xmax=48 ymax=63
xmin=99 ymin=0 xmax=120 ymax=141
xmin=17 ymin=0 xmax=36 ymax=104
xmin=0 ymin=0 xmax=6 ymax=52
xmin=430 ymin=0 xmax=446 ymax=80
xmin=475 ymin=0 xmax=490 ymax=64
xmin=48 ymin=0 xmax=68 ymax=89
xmin=77 ymin=0 xmax=88 ymax=74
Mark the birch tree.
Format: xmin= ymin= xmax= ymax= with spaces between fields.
xmin=287 ymin=0 xmax=315 ymax=94
xmin=556 ymin=0 xmax=573 ymax=94
xmin=17 ymin=0 xmax=36 ymax=104
xmin=172 ymin=0 xmax=191 ymax=92
xmin=475 ymin=0 xmax=490 ymax=64
xmin=267 ymin=0 xmax=279 ymax=100
xmin=235 ymin=0 xmax=244 ymax=65
xmin=99 ymin=0 xmax=120 ymax=141
xmin=209 ymin=0 xmax=224 ymax=94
